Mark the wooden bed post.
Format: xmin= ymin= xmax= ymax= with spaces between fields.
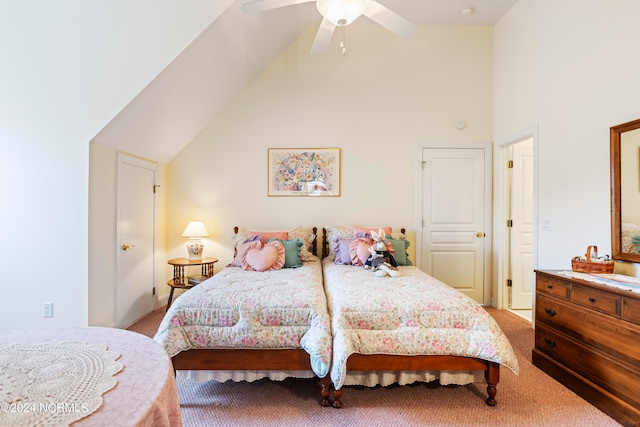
xmin=485 ymin=362 xmax=500 ymax=406
xmin=319 ymin=375 xmax=331 ymax=407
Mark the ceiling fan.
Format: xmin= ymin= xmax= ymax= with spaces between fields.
xmin=241 ymin=0 xmax=417 ymax=54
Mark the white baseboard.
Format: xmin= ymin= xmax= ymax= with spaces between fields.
xmin=155 ymin=294 xmax=169 ymax=311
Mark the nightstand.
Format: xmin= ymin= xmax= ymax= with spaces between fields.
xmin=166 ymin=257 xmax=218 ymax=312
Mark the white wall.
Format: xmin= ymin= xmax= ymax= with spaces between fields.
xmin=494 ymin=0 xmax=640 ymax=274
xmin=167 ymin=24 xmax=495 ymax=267
xmin=0 ymin=0 xmax=231 ymax=330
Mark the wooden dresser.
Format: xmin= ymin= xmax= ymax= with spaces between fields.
xmin=533 ymin=270 xmax=640 ymax=427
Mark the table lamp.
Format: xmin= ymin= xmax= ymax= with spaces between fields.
xmin=181 ymin=221 xmax=209 ymax=260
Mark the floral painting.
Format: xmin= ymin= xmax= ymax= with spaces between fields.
xmin=268 ymin=148 xmax=341 ymax=196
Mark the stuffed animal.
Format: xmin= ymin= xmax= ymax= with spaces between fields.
xmin=364 ymin=229 xmax=399 ymax=277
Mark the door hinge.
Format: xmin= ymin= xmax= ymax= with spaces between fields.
xmin=153 ymin=286 xmax=156 ymax=296
xmin=506 ymin=279 xmax=513 ymax=287
xmin=153 ymin=184 xmax=161 ymax=194
xmin=506 ymin=219 xmax=513 ymax=227
xmin=422 ymin=160 xmax=427 ymax=169
xmin=507 ymin=160 xmax=514 ymax=169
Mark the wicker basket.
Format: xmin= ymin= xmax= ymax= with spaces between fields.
xmin=571 ymin=245 xmax=614 ymax=274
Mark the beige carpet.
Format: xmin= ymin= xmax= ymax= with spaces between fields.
xmin=128 ymin=307 xmax=621 ymax=426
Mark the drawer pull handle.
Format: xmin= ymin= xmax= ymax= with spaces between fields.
xmin=544 ymin=338 xmax=556 ymax=348
xmin=588 ymin=297 xmax=596 ymax=303
xmin=547 ymin=285 xmax=553 ymax=289
xmin=544 ymin=308 xmax=557 ymax=317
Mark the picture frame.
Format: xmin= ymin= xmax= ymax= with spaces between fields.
xmin=268 ymin=148 xmax=341 ymax=197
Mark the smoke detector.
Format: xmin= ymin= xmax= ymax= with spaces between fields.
xmin=460 ymin=5 xmax=475 ymax=16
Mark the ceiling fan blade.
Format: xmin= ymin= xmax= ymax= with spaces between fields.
xmin=310 ymin=17 xmax=336 ymax=54
xmin=241 ymin=0 xmax=314 ymax=14
xmin=363 ymin=1 xmax=416 ymax=38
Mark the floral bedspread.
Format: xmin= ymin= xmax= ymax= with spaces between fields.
xmin=153 ymin=258 xmax=331 ymax=378
xmin=322 ymin=258 xmax=519 ymax=389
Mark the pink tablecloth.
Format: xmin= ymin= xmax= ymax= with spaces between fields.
xmin=0 ymin=327 xmax=182 ymax=427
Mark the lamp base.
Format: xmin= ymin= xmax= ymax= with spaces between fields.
xmin=186 ymin=238 xmax=204 ymax=260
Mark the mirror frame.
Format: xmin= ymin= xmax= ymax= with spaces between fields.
xmin=611 ymin=118 xmax=640 ymax=262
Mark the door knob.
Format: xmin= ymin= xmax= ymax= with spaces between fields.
xmin=122 ymin=243 xmax=135 ymax=251
xmin=476 ymin=232 xmax=484 ymax=238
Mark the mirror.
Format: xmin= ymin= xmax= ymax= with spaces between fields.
xmin=611 ymin=118 xmax=640 ymax=262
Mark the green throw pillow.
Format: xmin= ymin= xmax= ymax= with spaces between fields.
xmin=388 ymin=237 xmax=412 ymax=266
xmin=270 ymin=238 xmax=303 ymax=268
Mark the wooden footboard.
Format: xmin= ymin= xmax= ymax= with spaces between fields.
xmin=331 ymin=354 xmax=500 ymax=408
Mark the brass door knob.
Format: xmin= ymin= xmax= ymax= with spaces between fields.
xmin=476 ymin=232 xmax=484 ymax=238
xmin=122 ymin=243 xmax=135 ymax=251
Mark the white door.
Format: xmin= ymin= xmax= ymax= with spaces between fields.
xmin=116 ymin=153 xmax=157 ymax=328
xmin=509 ymin=140 xmax=534 ymax=309
xmin=420 ymin=146 xmax=489 ymax=304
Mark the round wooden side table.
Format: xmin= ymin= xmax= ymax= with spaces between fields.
xmin=166 ymin=257 xmax=218 ymax=311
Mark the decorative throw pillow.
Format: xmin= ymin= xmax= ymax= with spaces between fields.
xmin=388 ymin=236 xmax=412 ymax=266
xmin=352 ymin=226 xmax=392 ymax=237
xmin=275 ymin=238 xmax=303 ymax=268
xmin=241 ymin=240 xmax=285 ymax=271
xmin=228 ymin=235 xmax=262 ymax=267
xmin=250 ymin=231 xmax=289 ymax=242
xmin=325 ymin=225 xmax=352 ymax=257
xmin=289 ymin=231 xmax=316 ymax=261
xmin=349 ymin=237 xmax=373 ymax=266
xmin=332 ymin=238 xmax=353 ymax=265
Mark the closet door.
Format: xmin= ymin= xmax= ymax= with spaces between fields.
xmin=420 ymin=145 xmax=490 ymax=304
xmin=116 ymin=153 xmax=157 ymax=328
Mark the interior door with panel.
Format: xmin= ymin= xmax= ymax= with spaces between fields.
xmin=420 ymin=146 xmax=489 ymax=304
xmin=509 ymin=139 xmax=534 ymax=309
xmin=116 ymin=153 xmax=157 ymax=328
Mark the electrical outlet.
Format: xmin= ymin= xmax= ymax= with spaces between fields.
xmin=42 ymin=302 xmax=53 ymax=318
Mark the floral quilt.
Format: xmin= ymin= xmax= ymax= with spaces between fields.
xmin=154 ymin=258 xmax=331 ymax=379
xmin=322 ymin=258 xmax=519 ymax=389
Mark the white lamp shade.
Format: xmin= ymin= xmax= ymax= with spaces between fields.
xmin=181 ymin=221 xmax=209 ymax=238
xmin=316 ymin=0 xmax=371 ymax=26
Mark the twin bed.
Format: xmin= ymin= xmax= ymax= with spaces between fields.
xmin=154 ymin=226 xmax=518 ymax=409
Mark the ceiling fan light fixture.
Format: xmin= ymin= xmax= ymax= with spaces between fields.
xmin=316 ymin=0 xmax=372 ymax=27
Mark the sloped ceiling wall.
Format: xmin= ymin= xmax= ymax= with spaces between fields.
xmin=91 ymin=1 xmax=317 ymax=163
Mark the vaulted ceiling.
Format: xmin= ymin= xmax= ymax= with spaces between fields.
xmin=91 ymin=0 xmax=517 ymax=163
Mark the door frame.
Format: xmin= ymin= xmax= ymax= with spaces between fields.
xmin=494 ymin=125 xmax=539 ymax=310
xmin=115 ymin=152 xmax=159 ymax=327
xmin=415 ymin=141 xmax=493 ymax=305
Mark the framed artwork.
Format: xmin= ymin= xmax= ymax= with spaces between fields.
xmin=268 ymin=148 xmax=341 ymax=196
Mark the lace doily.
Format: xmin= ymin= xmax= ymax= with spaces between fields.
xmin=0 ymin=341 xmax=123 ymax=426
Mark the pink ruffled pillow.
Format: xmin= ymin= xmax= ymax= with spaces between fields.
xmin=241 ymin=240 xmax=285 ymax=271
xmin=349 ymin=237 xmax=373 ymax=266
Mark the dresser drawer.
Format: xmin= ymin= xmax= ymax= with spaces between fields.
xmin=536 ymin=293 xmax=640 ymax=363
xmin=536 ymin=274 xmax=569 ymax=299
xmin=535 ymin=323 xmax=640 ymax=410
xmin=622 ymin=296 xmax=640 ymax=326
xmin=570 ymin=284 xmax=620 ymax=317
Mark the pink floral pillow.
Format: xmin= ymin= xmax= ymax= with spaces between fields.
xmin=249 ymin=231 xmax=289 ymax=242
xmin=349 ymin=237 xmax=373 ymax=266
xmin=241 ymin=240 xmax=285 ymax=271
